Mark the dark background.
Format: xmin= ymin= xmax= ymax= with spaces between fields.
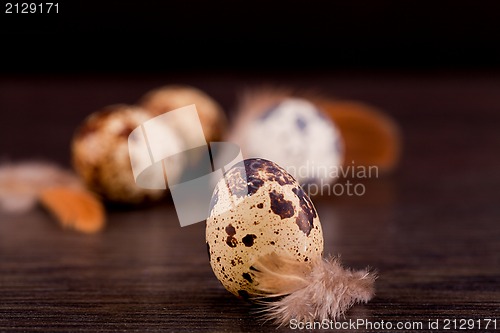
xmin=1 ymin=0 xmax=500 ymax=73
xmin=2 ymin=0 xmax=500 ymax=164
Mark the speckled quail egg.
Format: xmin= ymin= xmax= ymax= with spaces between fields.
xmin=72 ymin=104 xmax=185 ymax=204
xmin=206 ymin=158 xmax=323 ymax=299
xmin=230 ymin=96 xmax=344 ymax=189
xmin=139 ymin=85 xmax=227 ymax=145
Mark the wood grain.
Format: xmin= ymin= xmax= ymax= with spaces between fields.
xmin=1 ymin=74 xmax=499 ymax=332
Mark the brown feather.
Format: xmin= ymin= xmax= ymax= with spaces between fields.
xmin=249 ymin=252 xmax=311 ymax=296
xmin=314 ymin=98 xmax=402 ymax=174
xmin=39 ymin=187 xmax=105 ymax=234
xmin=0 ymin=161 xmax=106 ymax=233
xmin=250 ymin=252 xmax=376 ymax=326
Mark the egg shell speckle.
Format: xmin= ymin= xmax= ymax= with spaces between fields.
xmin=206 ymin=158 xmax=324 ymax=298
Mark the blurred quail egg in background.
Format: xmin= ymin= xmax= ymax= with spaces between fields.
xmin=72 ymin=104 xmax=186 ymax=204
xmin=139 ymin=85 xmax=228 ymax=145
xmin=229 ymin=97 xmax=344 ymax=189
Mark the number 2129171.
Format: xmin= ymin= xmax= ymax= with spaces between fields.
xmin=5 ymin=3 xmax=59 ymax=14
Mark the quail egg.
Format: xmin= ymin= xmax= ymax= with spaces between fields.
xmin=139 ymin=85 xmax=227 ymax=145
xmin=206 ymin=158 xmax=323 ymax=298
xmin=230 ymin=96 xmax=344 ymax=190
xmin=72 ymin=104 xmax=185 ymax=204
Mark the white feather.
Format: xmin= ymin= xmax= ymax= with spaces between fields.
xmin=0 ymin=161 xmax=82 ymax=212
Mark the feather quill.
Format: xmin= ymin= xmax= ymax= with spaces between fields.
xmin=250 ymin=252 xmax=376 ymax=326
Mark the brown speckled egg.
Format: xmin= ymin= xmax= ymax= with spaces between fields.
xmin=72 ymin=104 xmax=185 ymax=204
xmin=206 ymin=158 xmax=323 ymax=298
xmin=138 ymin=85 xmax=227 ymax=144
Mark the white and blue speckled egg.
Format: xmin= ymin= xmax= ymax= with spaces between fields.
xmin=233 ymin=97 xmax=344 ymax=189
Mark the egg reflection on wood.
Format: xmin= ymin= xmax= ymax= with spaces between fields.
xmin=230 ymin=94 xmax=344 ymax=190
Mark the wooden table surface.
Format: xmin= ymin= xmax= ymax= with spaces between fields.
xmin=1 ymin=72 xmax=499 ymax=332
